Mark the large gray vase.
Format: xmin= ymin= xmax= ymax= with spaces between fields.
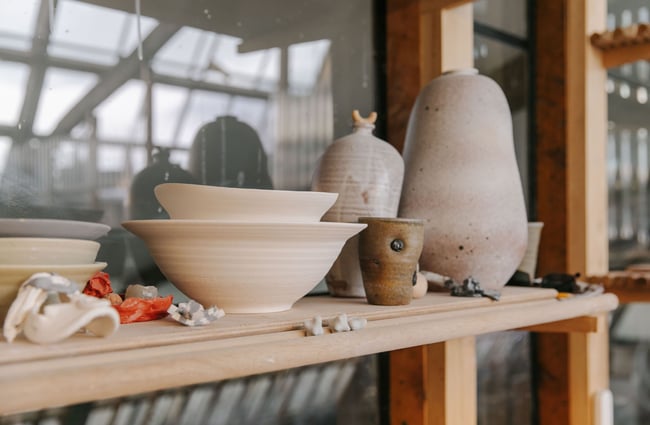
xmin=399 ymin=69 xmax=527 ymax=290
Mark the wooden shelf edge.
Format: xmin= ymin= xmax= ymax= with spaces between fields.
xmin=0 ymin=292 xmax=618 ymax=415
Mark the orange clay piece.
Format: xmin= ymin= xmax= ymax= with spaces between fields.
xmin=113 ymin=295 xmax=173 ymax=324
xmin=104 ymin=292 xmax=123 ymax=306
xmin=82 ymin=271 xmax=113 ymax=298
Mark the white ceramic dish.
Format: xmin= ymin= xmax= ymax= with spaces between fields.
xmin=0 ymin=238 xmax=100 ymax=265
xmin=154 ymin=183 xmax=338 ymax=222
xmin=0 ymin=219 xmax=110 ymax=240
xmin=0 ymin=262 xmax=108 ymax=322
xmin=122 ymin=220 xmax=366 ymax=313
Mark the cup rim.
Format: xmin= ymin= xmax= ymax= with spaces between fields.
xmin=357 ymin=217 xmax=424 ymax=225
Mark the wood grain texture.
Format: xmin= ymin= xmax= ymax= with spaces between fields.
xmin=428 ymin=337 xmax=477 ymax=425
xmin=519 ymin=314 xmax=604 ymax=334
xmin=386 ymin=0 xmax=423 ymax=153
xmin=389 ymin=338 xmax=478 ymax=425
xmin=0 ymin=290 xmax=617 ymax=415
xmin=535 ymin=0 xmax=570 ymax=276
xmin=385 ymin=0 xmax=473 ymax=153
xmin=534 ymin=1 xmax=608 ymax=424
xmin=568 ymin=313 xmax=610 ymax=425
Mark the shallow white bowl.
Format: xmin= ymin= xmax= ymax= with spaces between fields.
xmin=154 ymin=183 xmax=338 ymax=222
xmin=122 ymin=220 xmax=366 ymax=313
xmin=0 ymin=238 xmax=100 ymax=265
xmin=0 ymin=262 xmax=108 ymax=323
xmin=0 ymin=218 xmax=110 ymax=240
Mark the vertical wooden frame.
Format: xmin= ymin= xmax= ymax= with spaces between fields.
xmin=534 ymin=1 xmax=609 ymax=425
xmin=387 ymin=2 xmax=475 ymax=424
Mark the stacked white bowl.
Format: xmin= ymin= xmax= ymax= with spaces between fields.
xmin=0 ymin=219 xmax=110 ymax=323
xmin=122 ymin=183 xmax=366 ymax=313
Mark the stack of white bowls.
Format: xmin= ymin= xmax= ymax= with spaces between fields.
xmin=122 ymin=183 xmax=366 ymax=313
xmin=0 ymin=219 xmax=110 ymax=323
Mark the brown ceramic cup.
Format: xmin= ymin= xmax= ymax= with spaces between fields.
xmin=358 ymin=217 xmax=425 ymax=306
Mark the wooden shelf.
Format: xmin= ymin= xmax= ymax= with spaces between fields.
xmin=0 ymin=287 xmax=618 ymax=416
xmin=590 ymin=24 xmax=650 ymax=68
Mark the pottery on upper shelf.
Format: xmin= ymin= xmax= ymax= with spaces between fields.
xmin=399 ymin=68 xmax=528 ymax=291
xmin=312 ymin=110 xmax=404 ymax=297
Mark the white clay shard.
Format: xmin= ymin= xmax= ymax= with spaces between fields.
xmin=330 ymin=313 xmax=351 ymax=333
xmin=3 ymin=272 xmax=73 ymax=342
xmin=3 ymin=273 xmax=120 ymax=344
xmin=125 ymin=284 xmax=158 ymax=300
xmin=22 ymin=293 xmax=119 ymax=344
xmin=348 ymin=317 xmax=367 ymax=331
xmin=304 ymin=315 xmax=323 ymax=336
xmin=167 ymin=300 xmax=225 ymax=326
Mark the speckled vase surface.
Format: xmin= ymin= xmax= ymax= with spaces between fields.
xmin=358 ymin=217 xmax=424 ymax=306
xmin=399 ymin=69 xmax=527 ymax=290
xmin=312 ymin=111 xmax=404 ymax=297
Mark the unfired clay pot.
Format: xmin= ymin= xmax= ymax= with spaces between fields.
xmin=312 ymin=111 xmax=404 ymax=297
xmin=399 ymin=69 xmax=527 ymax=290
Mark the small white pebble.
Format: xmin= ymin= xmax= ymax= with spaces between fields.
xmin=348 ymin=317 xmax=367 ymax=331
xmin=304 ymin=315 xmax=324 ymax=336
xmin=330 ymin=313 xmax=351 ymax=332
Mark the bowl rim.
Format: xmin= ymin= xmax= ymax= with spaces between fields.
xmin=0 ymin=237 xmax=100 ymax=246
xmin=0 ymin=261 xmax=107 ymax=269
xmin=154 ymin=182 xmax=339 ymax=199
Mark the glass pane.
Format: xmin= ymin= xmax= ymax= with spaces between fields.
xmin=48 ymin=0 xmax=157 ymax=65
xmin=474 ymin=34 xmax=530 ymax=212
xmin=0 ymin=136 xmax=13 ymax=176
xmin=474 ymin=0 xmax=527 ymax=38
xmin=33 ymin=67 xmax=99 ymax=135
xmin=94 ymin=79 xmax=147 ymax=142
xmin=0 ymin=0 xmax=378 ymax=294
xmin=608 ymin=0 xmax=650 ymax=29
xmin=0 ymin=62 xmax=30 ymax=126
xmin=0 ymin=0 xmax=39 ymax=51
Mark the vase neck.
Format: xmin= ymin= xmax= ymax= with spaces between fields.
xmin=352 ymin=123 xmax=375 ymax=134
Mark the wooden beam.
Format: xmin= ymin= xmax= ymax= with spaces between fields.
xmin=519 ymin=315 xmax=604 ymax=334
xmin=534 ymin=1 xmax=608 ymax=425
xmin=389 ymin=337 xmax=477 ymax=425
xmin=385 ymin=0 xmax=473 ymax=153
xmin=601 ymin=43 xmax=650 ymax=68
xmin=386 ymin=0 xmax=423 ymax=153
xmin=420 ymin=2 xmax=474 ymax=83
xmin=568 ymin=313 xmax=610 ymax=425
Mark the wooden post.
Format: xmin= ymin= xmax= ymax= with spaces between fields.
xmin=390 ymin=337 xmax=477 ymax=425
xmin=387 ymin=1 xmax=474 ymax=424
xmin=534 ymin=1 xmax=608 ymax=424
xmin=568 ymin=314 xmax=610 ymax=425
xmin=386 ymin=0 xmax=473 ymax=153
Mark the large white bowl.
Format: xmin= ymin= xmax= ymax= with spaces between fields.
xmin=154 ymin=183 xmax=338 ymax=222
xmin=0 ymin=238 xmax=100 ymax=265
xmin=121 ymin=220 xmax=366 ymax=313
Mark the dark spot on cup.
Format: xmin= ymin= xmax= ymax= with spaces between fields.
xmin=390 ymin=239 xmax=404 ymax=252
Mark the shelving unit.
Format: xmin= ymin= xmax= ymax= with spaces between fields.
xmin=0 ymin=287 xmax=617 ymax=425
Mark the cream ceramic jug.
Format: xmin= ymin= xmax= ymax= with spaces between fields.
xmin=399 ymin=69 xmax=528 ymax=290
xmin=312 ymin=111 xmax=404 ymax=297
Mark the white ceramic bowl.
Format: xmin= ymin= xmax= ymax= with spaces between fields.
xmin=154 ymin=183 xmax=338 ymax=222
xmin=122 ymin=220 xmax=366 ymax=313
xmin=0 ymin=219 xmax=110 ymax=240
xmin=0 ymin=238 xmax=100 ymax=265
xmin=0 ymin=262 xmax=108 ymax=323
